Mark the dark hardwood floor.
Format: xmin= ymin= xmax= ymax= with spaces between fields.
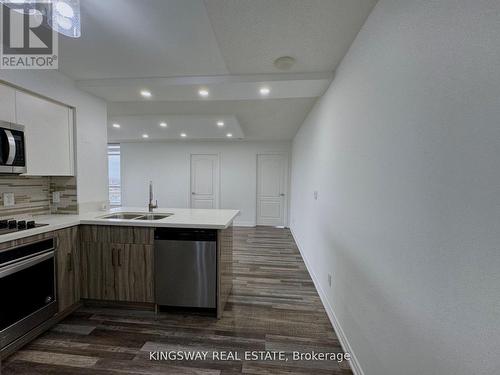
xmin=1 ymin=227 xmax=352 ymax=374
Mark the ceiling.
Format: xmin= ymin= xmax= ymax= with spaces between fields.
xmin=59 ymin=0 xmax=228 ymax=79
xmin=77 ymin=72 xmax=333 ymax=102
xmin=107 ymin=98 xmax=317 ymax=141
xmin=58 ymin=0 xmax=377 ymax=141
xmin=204 ymin=0 xmax=378 ymax=74
xmin=108 ymin=115 xmax=245 ymax=142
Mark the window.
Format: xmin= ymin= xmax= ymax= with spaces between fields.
xmin=108 ymin=144 xmax=121 ymax=206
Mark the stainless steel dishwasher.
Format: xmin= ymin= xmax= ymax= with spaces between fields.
xmin=154 ymin=228 xmax=217 ymax=308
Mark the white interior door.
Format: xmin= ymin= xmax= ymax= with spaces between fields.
xmin=190 ymin=154 xmax=219 ymax=209
xmin=257 ymin=154 xmax=288 ymax=226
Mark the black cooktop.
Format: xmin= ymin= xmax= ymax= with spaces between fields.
xmin=0 ymin=219 xmax=48 ymax=235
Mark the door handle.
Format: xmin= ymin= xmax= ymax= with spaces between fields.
xmin=67 ymin=252 xmax=73 ymax=272
xmin=0 ymin=251 xmax=54 ymax=278
xmin=280 ymin=193 xmax=285 ymax=196
xmin=5 ymin=130 xmax=16 ymax=165
xmin=191 ymin=192 xmax=196 ymax=195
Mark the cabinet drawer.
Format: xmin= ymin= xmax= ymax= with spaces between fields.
xmin=79 ymin=225 xmax=153 ymax=245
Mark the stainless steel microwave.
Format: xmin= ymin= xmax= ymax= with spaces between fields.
xmin=0 ymin=121 xmax=26 ymax=174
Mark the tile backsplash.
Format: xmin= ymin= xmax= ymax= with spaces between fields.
xmin=0 ymin=176 xmax=78 ymax=219
xmin=49 ymin=176 xmax=78 ymax=214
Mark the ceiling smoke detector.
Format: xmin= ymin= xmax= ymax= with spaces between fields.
xmin=273 ymin=56 xmax=295 ymax=71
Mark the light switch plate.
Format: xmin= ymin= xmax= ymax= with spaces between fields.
xmin=52 ymin=191 xmax=61 ymax=204
xmin=3 ymin=192 xmax=15 ymax=207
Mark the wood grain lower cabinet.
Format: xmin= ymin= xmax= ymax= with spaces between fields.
xmin=80 ymin=241 xmax=154 ymax=303
xmin=217 ymin=226 xmax=233 ymax=318
xmin=80 ymin=242 xmax=115 ymax=300
xmin=114 ymin=244 xmax=154 ymax=303
xmin=79 ymin=225 xmax=153 ymax=245
xmin=56 ymin=227 xmax=80 ymax=311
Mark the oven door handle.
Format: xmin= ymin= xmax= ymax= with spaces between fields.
xmin=0 ymin=251 xmax=53 ymax=279
xmin=5 ymin=129 xmax=16 ymax=165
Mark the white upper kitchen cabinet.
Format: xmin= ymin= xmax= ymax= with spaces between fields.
xmin=0 ymin=83 xmax=17 ymax=123
xmin=15 ymin=91 xmax=74 ymax=176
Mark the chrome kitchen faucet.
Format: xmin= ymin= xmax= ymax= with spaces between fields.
xmin=148 ymin=180 xmax=158 ymax=212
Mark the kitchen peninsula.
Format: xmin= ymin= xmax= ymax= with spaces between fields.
xmin=0 ymin=208 xmax=238 ymax=359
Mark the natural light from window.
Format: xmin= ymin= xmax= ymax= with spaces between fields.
xmin=108 ymin=144 xmax=121 ymax=206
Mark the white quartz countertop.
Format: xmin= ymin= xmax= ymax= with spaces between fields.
xmin=0 ymin=207 xmax=240 ymax=244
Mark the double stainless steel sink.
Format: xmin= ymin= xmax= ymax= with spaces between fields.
xmin=99 ymin=212 xmax=173 ymax=221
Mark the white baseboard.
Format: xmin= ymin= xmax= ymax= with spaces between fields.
xmin=289 ymin=226 xmax=365 ymax=375
xmin=233 ymin=220 xmax=256 ymax=227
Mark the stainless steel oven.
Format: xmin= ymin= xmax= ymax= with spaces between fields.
xmin=0 ymin=238 xmax=57 ymax=351
xmin=0 ymin=121 xmax=26 ymax=174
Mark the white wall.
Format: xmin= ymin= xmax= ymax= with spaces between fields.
xmin=120 ymin=141 xmax=290 ymax=226
xmin=290 ymin=1 xmax=500 ymax=375
xmin=0 ymin=70 xmax=108 ymax=211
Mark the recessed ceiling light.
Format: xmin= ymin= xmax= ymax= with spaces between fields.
xmin=112 ymin=123 xmax=121 ymax=128
xmin=198 ymin=88 xmax=209 ymax=97
xmin=142 ymin=134 xmax=149 ymax=139
xmin=140 ymin=90 xmax=152 ymax=98
xmin=180 ymin=133 xmax=187 ymax=138
xmin=159 ymin=122 xmax=167 ymax=128
xmin=226 ymin=133 xmax=233 ymax=138
xmin=259 ymin=87 xmax=271 ymax=96
xmin=217 ymin=121 xmax=224 ymax=127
